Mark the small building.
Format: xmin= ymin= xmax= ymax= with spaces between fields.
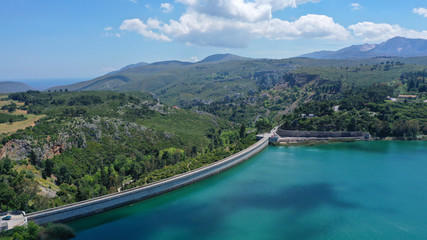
xmin=398 ymin=95 xmax=417 ymax=101
xmin=269 ymin=134 xmax=279 ymax=143
xmin=301 ymin=114 xmax=316 ymax=118
xmin=386 ymin=96 xmax=397 ymax=102
xmin=0 ymin=222 xmax=8 ymax=232
xmin=332 ymin=105 xmax=340 ymax=112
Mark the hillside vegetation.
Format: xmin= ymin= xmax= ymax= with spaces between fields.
xmin=50 ymin=55 xmax=427 ymax=106
xmin=1 ymin=53 xmax=426 ymax=213
xmin=0 ymin=91 xmax=255 ymax=212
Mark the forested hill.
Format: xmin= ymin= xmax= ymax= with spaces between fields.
xmin=49 ymin=54 xmax=427 ymax=106
xmin=0 ymin=91 xmax=255 ymax=212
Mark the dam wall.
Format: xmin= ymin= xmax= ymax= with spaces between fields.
xmin=26 ymin=135 xmax=269 ymax=224
xmin=277 ymin=129 xmax=369 ymax=139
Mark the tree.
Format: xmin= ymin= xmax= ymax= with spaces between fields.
xmin=11 ymin=221 xmax=40 ymax=240
xmin=9 ymin=117 xmax=14 ymax=124
xmin=28 ymin=150 xmax=38 ymax=166
xmin=43 ymin=159 xmax=54 ymax=179
xmin=255 ymin=119 xmax=272 ymax=133
xmin=239 ymin=124 xmax=246 ymax=139
xmin=8 ymin=102 xmax=17 ymax=113
xmin=39 ymin=223 xmax=75 ymax=240
xmin=1 ymin=156 xmax=13 ymax=173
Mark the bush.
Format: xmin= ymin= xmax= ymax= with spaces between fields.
xmin=38 ymin=223 xmax=75 ymax=240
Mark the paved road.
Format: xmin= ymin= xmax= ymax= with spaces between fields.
xmin=1 ymin=213 xmax=25 ymax=230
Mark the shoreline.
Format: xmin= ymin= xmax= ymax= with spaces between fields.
xmin=272 ymin=137 xmax=426 ymax=147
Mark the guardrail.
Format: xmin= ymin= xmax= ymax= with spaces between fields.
xmin=26 ymin=135 xmax=269 ymax=224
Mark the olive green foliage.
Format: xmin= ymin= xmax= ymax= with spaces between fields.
xmin=281 ymin=84 xmax=427 ymax=138
xmin=0 ymin=91 xmax=250 ymax=212
xmin=38 ymin=223 xmax=75 ymax=240
xmin=255 ymin=119 xmax=272 ymax=133
xmin=400 ymin=70 xmax=427 ymax=93
xmin=127 ymin=132 xmax=257 ymax=187
xmin=53 ymin=56 xmax=427 ymax=106
xmin=0 ymin=157 xmax=45 ymax=212
xmin=0 ymin=222 xmax=74 ymax=240
xmin=0 ymin=113 xmax=27 ymax=124
xmin=195 ymin=65 xmax=426 ymax=132
xmin=9 ymin=222 xmax=40 ymax=240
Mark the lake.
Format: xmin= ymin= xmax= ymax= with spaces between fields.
xmin=68 ymin=141 xmax=427 ymax=240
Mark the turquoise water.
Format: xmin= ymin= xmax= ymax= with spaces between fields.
xmin=68 ymin=141 xmax=427 ymax=240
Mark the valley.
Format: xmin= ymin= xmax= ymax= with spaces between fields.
xmin=0 ymin=37 xmax=426 ymax=240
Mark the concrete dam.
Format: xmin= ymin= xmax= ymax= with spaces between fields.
xmin=26 ymin=134 xmax=270 ymax=224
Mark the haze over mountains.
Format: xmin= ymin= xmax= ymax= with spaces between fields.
xmin=300 ymin=37 xmax=427 ymax=59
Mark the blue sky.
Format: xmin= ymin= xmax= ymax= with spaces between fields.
xmin=1 ymin=0 xmax=427 ymax=81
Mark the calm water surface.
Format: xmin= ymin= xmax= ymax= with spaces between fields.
xmin=69 ymin=141 xmax=427 ymax=240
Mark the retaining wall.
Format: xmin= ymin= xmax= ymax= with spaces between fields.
xmin=26 ymin=136 xmax=269 ymax=224
xmin=277 ymin=130 xmax=369 ymax=139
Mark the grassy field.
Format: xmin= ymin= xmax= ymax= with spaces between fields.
xmin=0 ymin=96 xmax=46 ymax=134
xmin=0 ymin=113 xmax=45 ymax=135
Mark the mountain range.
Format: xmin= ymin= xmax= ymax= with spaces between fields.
xmin=48 ymin=37 xmax=427 ymax=105
xmin=300 ymin=37 xmax=427 ymax=59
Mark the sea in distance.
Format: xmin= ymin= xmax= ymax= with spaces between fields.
xmin=68 ymin=141 xmax=427 ymax=240
xmin=2 ymin=78 xmax=89 ymax=90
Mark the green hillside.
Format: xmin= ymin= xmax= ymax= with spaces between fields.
xmin=50 ymin=56 xmax=427 ymax=107
xmin=0 ymin=91 xmax=255 ymax=212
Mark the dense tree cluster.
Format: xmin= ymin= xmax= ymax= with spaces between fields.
xmin=281 ymin=84 xmax=426 ymax=138
xmin=0 ymin=91 xmax=256 ymax=213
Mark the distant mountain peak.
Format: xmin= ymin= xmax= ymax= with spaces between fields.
xmin=361 ymin=44 xmax=376 ymax=52
xmin=108 ymin=61 xmax=149 ymax=75
xmin=299 ymin=37 xmax=427 ymax=59
xmin=199 ymin=53 xmax=250 ymax=63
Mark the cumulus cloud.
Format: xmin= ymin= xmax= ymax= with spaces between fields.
xmin=119 ymin=18 xmax=171 ymax=41
xmin=161 ymin=3 xmax=174 ymax=13
xmin=413 ymin=7 xmax=427 ymax=17
xmin=350 ymin=3 xmax=361 ymax=10
xmin=120 ymin=0 xmax=351 ymax=48
xmin=104 ymin=26 xmax=113 ymax=31
xmin=349 ymin=22 xmax=427 ymax=42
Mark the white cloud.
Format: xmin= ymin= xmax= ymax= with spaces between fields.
xmin=161 ymin=3 xmax=174 ymax=13
xmin=130 ymin=0 xmax=137 ymax=3
xmin=174 ymin=0 xmax=320 ymax=22
xmin=103 ymin=26 xmax=121 ymax=37
xmin=119 ymin=18 xmax=171 ymax=41
xmin=413 ymin=7 xmax=427 ymax=17
xmin=190 ymin=56 xmax=199 ymax=62
xmin=349 ymin=22 xmax=427 ymax=42
xmin=120 ymin=0 xmax=352 ymax=48
xmin=350 ymin=3 xmax=361 ymax=10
